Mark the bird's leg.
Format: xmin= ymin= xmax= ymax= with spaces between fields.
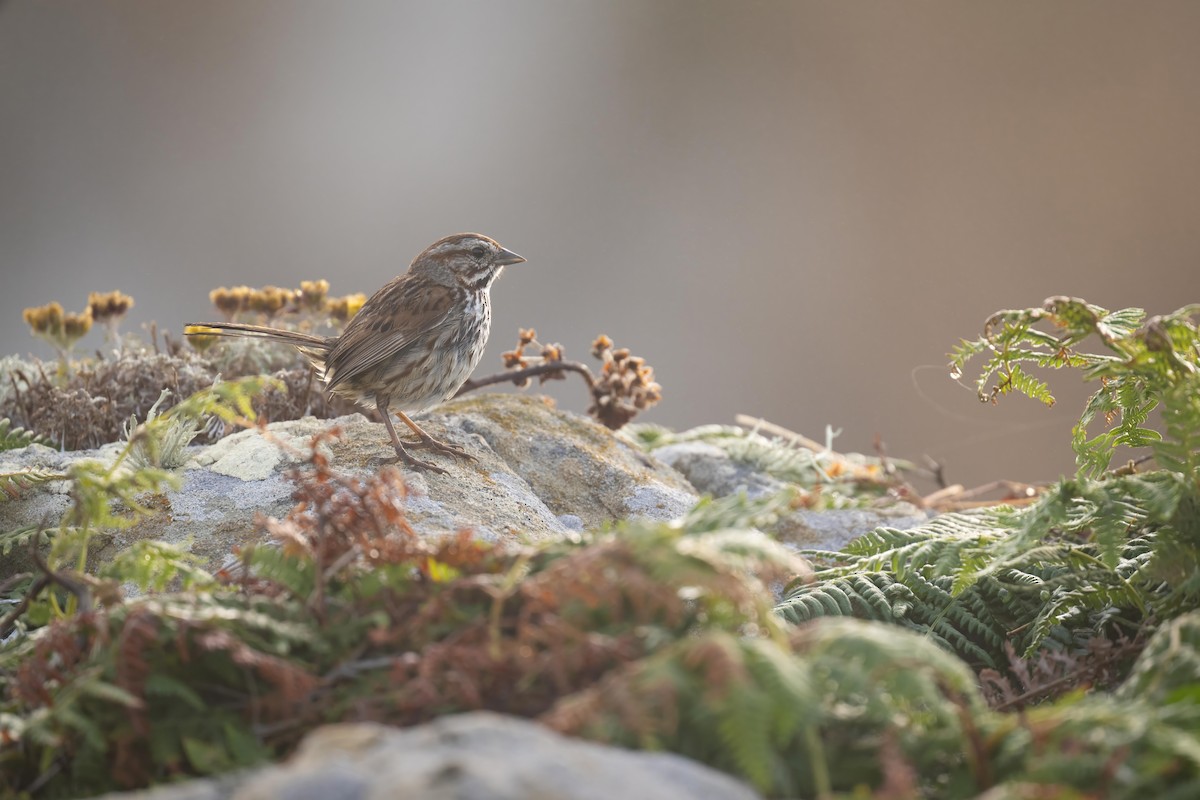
xmin=394 ymin=409 xmax=476 ymax=461
xmin=376 ymin=395 xmax=447 ymax=474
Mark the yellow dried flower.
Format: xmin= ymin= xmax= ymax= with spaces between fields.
xmin=299 ymin=279 xmax=330 ymax=311
xmin=329 ymin=293 xmax=367 ymax=324
xmin=23 ymin=302 xmax=65 ymax=338
xmin=590 ymin=334 xmax=613 ymax=358
xmin=327 ymin=297 xmax=348 ymax=322
xmin=248 ymin=286 xmax=291 ymax=317
xmin=63 ymin=307 xmax=93 ymax=340
xmin=210 ymin=286 xmax=252 ymax=319
xmin=87 ymin=290 xmax=134 ymax=323
xmin=23 ymin=301 xmax=91 ymax=355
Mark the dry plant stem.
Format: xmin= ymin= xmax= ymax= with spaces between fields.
xmin=734 ymin=414 xmax=826 ymax=452
xmin=32 ymin=530 xmax=93 ymax=614
xmin=923 ymin=480 xmax=1045 ymax=511
xmin=943 ymin=682 xmax=993 ymax=791
xmin=0 ymin=531 xmax=93 ymax=638
xmin=0 ymin=572 xmax=33 ymax=596
xmin=8 ymin=372 xmax=35 ymax=431
xmin=457 ymin=360 xmax=598 ymax=395
xmin=0 ymin=576 xmax=51 ymax=639
xmin=989 ymin=638 xmax=1146 ymax=711
xmin=23 ymin=761 xmax=63 ymax=796
xmin=736 ymin=413 xmax=944 ymax=494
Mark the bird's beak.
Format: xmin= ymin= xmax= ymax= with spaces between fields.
xmin=495 ymin=247 xmax=526 ymax=266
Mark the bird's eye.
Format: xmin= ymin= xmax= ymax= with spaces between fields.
xmin=470 ymin=246 xmax=486 ymax=258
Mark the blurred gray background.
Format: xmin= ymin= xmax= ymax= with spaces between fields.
xmin=2 ymin=1 xmax=1198 ymax=488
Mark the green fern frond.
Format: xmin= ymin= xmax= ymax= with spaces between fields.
xmin=244 ymin=546 xmax=317 ymax=600
xmin=61 ymin=459 xmax=180 ymax=531
xmin=954 ymin=298 xmax=1200 ymax=479
xmin=780 ymin=468 xmax=1200 ymax=667
xmin=1026 ymin=581 xmax=1147 ymax=656
xmin=1001 ymin=364 xmax=1056 ymax=406
xmin=625 ymin=421 xmax=887 ymax=502
xmin=1156 ymin=372 xmax=1200 ymax=477
xmin=777 ymin=572 xmax=903 ymax=624
xmin=0 ymin=417 xmax=50 ymax=452
xmin=628 ymin=423 xmax=750 ymax=451
xmin=679 ymin=488 xmax=797 ymax=534
xmin=715 ymin=677 xmax=775 ymax=790
xmin=100 ymin=540 xmax=215 ymax=592
xmin=1094 ymin=304 xmax=1148 ymax=341
xmin=167 ymin=374 xmax=284 ymax=429
xmin=948 ymin=338 xmax=989 ymax=378
xmin=818 ymin=509 xmax=1013 ymax=585
xmin=0 ymin=523 xmax=52 ymax=556
xmin=0 ymin=468 xmax=62 ymax=502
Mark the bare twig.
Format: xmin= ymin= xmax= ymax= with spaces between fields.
xmin=29 ymin=529 xmax=94 ymax=613
xmin=0 ymin=576 xmax=52 ymax=639
xmin=923 ymin=455 xmax=947 ymax=489
xmin=457 ymin=360 xmax=597 ymax=395
xmin=0 ymin=572 xmax=32 ymax=596
xmin=986 ymin=636 xmax=1146 ymax=711
xmin=923 ymin=480 xmax=1044 ymax=511
xmin=458 ymin=330 xmax=660 ymax=429
xmin=736 ymin=413 xmax=942 ymax=485
xmin=0 ymin=528 xmax=96 ymax=638
xmin=734 ymin=414 xmax=826 ymax=452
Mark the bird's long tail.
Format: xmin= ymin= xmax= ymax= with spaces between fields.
xmin=184 ymin=321 xmax=332 ymax=364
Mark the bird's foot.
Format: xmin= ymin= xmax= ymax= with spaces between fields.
xmin=386 ymin=443 xmax=449 ymax=475
xmin=408 ymin=434 xmax=476 ymax=462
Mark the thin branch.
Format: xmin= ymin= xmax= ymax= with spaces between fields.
xmin=736 ymin=412 xmax=941 ymax=484
xmin=457 ymin=360 xmax=597 ymax=396
xmin=0 ymin=576 xmax=52 ymax=639
xmin=991 ymin=638 xmax=1145 ymax=711
xmin=0 ymin=571 xmax=33 ymax=596
xmin=923 ymin=480 xmax=1044 ymax=511
xmin=734 ymin=414 xmax=825 ymax=452
xmin=34 ymin=549 xmax=93 ymax=614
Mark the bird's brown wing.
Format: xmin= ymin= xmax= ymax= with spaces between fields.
xmin=323 ymin=276 xmax=457 ymax=393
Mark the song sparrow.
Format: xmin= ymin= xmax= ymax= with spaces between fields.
xmin=186 ymin=232 xmax=525 ymax=473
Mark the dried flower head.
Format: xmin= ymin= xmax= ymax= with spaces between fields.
xmin=210 ymin=286 xmax=253 ymax=320
xmin=484 ymin=328 xmax=662 ymax=429
xmin=63 ymin=307 xmax=93 ymax=341
xmin=299 ymin=279 xmax=330 ymax=311
xmin=587 ymin=334 xmax=662 ymax=429
xmin=248 ymin=286 xmax=292 ymax=318
xmin=87 ymin=290 xmax=134 ymax=323
xmin=23 ymin=301 xmax=92 ymax=357
xmin=329 ymin=293 xmax=367 ymax=324
xmin=88 ymin=290 xmax=135 ymax=343
xmin=502 ymin=349 xmax=527 ymax=369
xmin=23 ymin=302 xmax=65 ymax=339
